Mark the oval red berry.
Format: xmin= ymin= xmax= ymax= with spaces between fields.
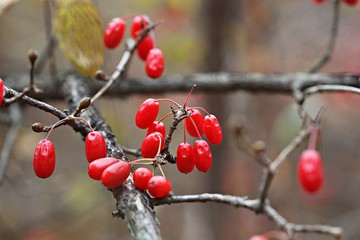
xmin=104 ymin=17 xmax=126 ymax=49
xmin=297 ymin=149 xmax=324 ymax=193
xmin=130 ymin=15 xmax=149 ymax=39
xmin=146 ymin=48 xmax=164 ymax=79
xmin=33 ymin=139 xmax=56 ymax=178
xmin=147 ymin=176 xmax=172 ymax=198
xmin=0 ymin=79 xmax=4 ymax=107
xmin=193 ymin=140 xmax=212 ymax=172
xmin=133 ymin=167 xmax=153 ymax=190
xmin=176 ymin=143 xmax=194 ymax=174
xmin=88 ymin=157 xmax=119 ymax=180
xmin=136 ymin=35 xmax=155 ymax=61
xmin=141 ymin=132 xmax=164 ymax=158
xmin=135 ymin=98 xmax=160 ymax=129
xmin=101 ymin=161 xmax=130 ymax=188
xmin=146 ymin=121 xmax=166 ymax=137
xmin=185 ymin=109 xmax=204 ymax=138
xmin=203 ymin=114 xmax=222 ymax=145
xmin=85 ymin=131 xmax=107 ymax=163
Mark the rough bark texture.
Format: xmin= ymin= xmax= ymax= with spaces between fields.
xmin=4 ymin=72 xmax=360 ymax=99
xmin=62 ymin=74 xmax=161 ymax=240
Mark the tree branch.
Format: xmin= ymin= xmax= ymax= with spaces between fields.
xmin=62 ymin=74 xmax=162 ymax=240
xmin=307 ymin=0 xmax=341 ymax=73
xmin=4 ymin=72 xmax=360 ymax=99
xmin=152 ymin=194 xmax=341 ymax=239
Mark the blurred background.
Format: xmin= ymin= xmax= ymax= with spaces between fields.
xmin=1 ymin=0 xmax=360 ymax=239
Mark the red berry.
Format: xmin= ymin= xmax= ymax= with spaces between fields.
xmin=203 ymin=114 xmax=222 ymax=145
xmin=33 ymin=139 xmax=56 ymax=178
xmin=133 ymin=167 xmax=153 ymax=190
xmin=185 ymin=109 xmax=204 ymax=138
xmin=176 ymin=143 xmax=194 ymax=174
xmin=85 ymin=131 xmax=107 ymax=163
xmin=131 ymin=15 xmax=149 ymax=39
xmin=193 ymin=140 xmax=212 ymax=172
xmin=297 ymin=149 xmax=324 ymax=193
xmin=88 ymin=157 xmax=118 ymax=180
xmin=145 ymin=48 xmax=165 ymax=79
xmin=147 ymin=176 xmax=172 ymax=198
xmin=0 ymin=79 xmax=4 ymax=106
xmin=313 ymin=0 xmax=326 ymax=4
xmin=141 ymin=132 xmax=164 ymax=158
xmin=135 ymin=98 xmax=160 ymax=129
xmin=249 ymin=236 xmax=267 ymax=240
xmin=104 ymin=17 xmax=126 ymax=49
xmin=137 ymin=35 xmax=155 ymax=61
xmin=343 ymin=0 xmax=358 ymax=5
xmin=101 ymin=161 xmax=130 ymax=188
xmin=146 ymin=121 xmax=166 ymax=137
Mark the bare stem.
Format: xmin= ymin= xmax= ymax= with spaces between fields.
xmin=307 ymin=0 xmax=341 ymax=73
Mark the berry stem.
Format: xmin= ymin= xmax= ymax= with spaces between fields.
xmin=72 ymin=117 xmax=95 ymax=132
xmin=188 ymin=114 xmax=202 ymax=139
xmin=45 ymin=118 xmax=67 ymax=140
xmin=157 ymin=111 xmax=173 ymax=123
xmin=156 ymin=98 xmax=181 ymax=107
xmin=121 ymin=13 xmax=138 ymax=21
xmin=130 ymin=158 xmax=155 ymax=165
xmin=308 ymin=126 xmax=319 ymax=150
xmin=158 ymin=165 xmax=166 ymax=178
xmin=183 ymin=122 xmax=187 ymax=143
xmin=189 ymin=106 xmax=211 ymax=116
xmin=183 ymin=84 xmax=196 ymax=107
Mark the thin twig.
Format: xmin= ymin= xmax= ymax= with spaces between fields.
xmin=308 ymin=0 xmax=341 ymax=73
xmin=90 ymin=22 xmax=160 ymax=104
xmin=256 ymin=125 xmax=312 ymax=212
xmin=304 ymin=84 xmax=360 ymax=96
xmin=152 ymin=194 xmax=341 ymax=239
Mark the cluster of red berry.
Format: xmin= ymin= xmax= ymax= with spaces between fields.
xmin=31 ymin=117 xmax=173 ymax=198
xmin=135 ymin=94 xmax=223 ymax=174
xmin=87 ymin=131 xmax=172 ymax=197
xmin=297 ymin=127 xmax=324 ymax=194
xmin=313 ymin=0 xmax=358 ymax=5
xmin=103 ymin=15 xmax=164 ymax=79
xmin=0 ymin=79 xmax=4 ymax=106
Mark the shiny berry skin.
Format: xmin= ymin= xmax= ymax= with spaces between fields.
xmin=146 ymin=121 xmax=166 ymax=137
xmin=135 ymin=98 xmax=160 ymax=129
xmin=85 ymin=131 xmax=107 ymax=163
xmin=133 ymin=167 xmax=153 ymax=190
xmin=343 ymin=0 xmax=358 ymax=5
xmin=131 ymin=15 xmax=149 ymax=39
xmin=146 ymin=48 xmax=165 ymax=79
xmin=147 ymin=176 xmax=172 ymax=198
xmin=193 ymin=140 xmax=212 ymax=172
xmin=104 ymin=18 xmax=126 ymax=49
xmin=88 ymin=157 xmax=118 ymax=180
xmin=313 ymin=0 xmax=326 ymax=4
xmin=185 ymin=109 xmax=204 ymax=138
xmin=249 ymin=236 xmax=267 ymax=240
xmin=137 ymin=35 xmax=155 ymax=61
xmin=141 ymin=132 xmax=164 ymax=158
xmin=101 ymin=161 xmax=130 ymax=188
xmin=297 ymin=149 xmax=324 ymax=193
xmin=0 ymin=79 xmax=4 ymax=107
xmin=176 ymin=143 xmax=194 ymax=174
xmin=203 ymin=114 xmax=222 ymax=145
xmin=33 ymin=139 xmax=56 ymax=178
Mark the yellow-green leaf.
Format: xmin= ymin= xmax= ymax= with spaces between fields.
xmin=53 ymin=0 xmax=104 ymax=77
